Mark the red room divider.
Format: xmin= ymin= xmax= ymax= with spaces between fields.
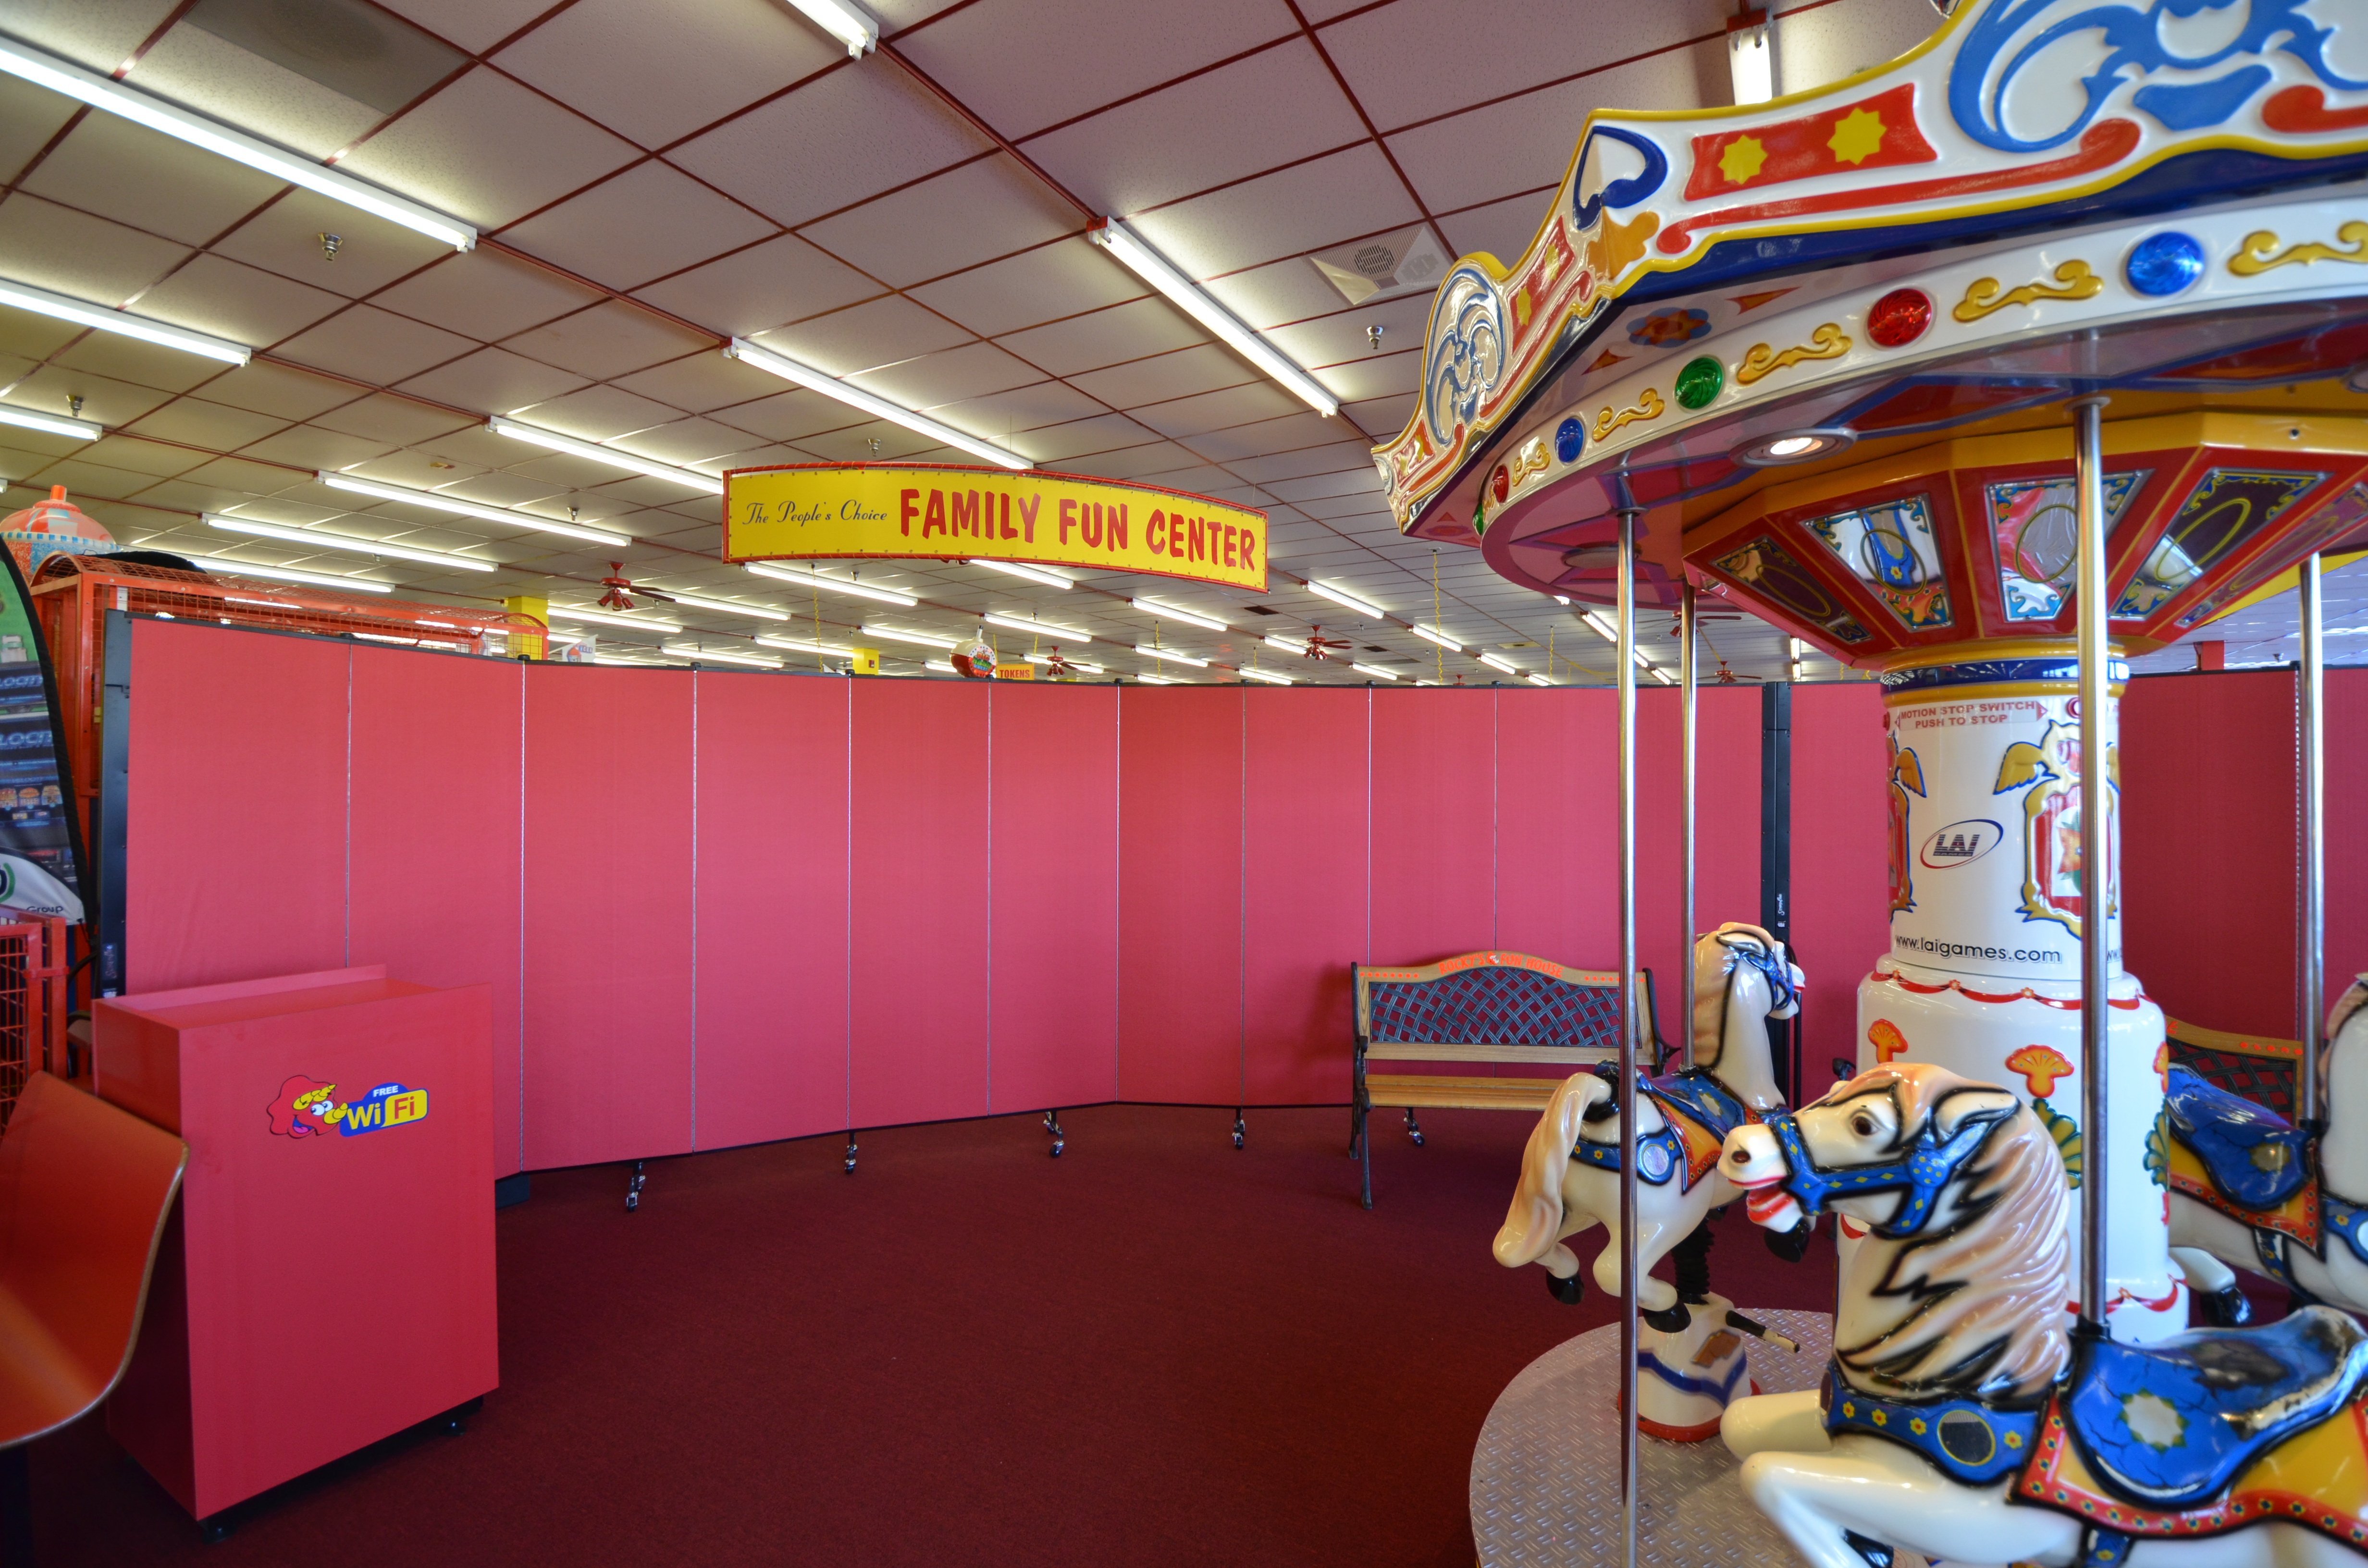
xmin=116 ymin=618 xmax=2349 ymax=1176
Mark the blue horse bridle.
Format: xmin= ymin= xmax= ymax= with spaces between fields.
xmin=1761 ymin=1094 xmax=2011 ymax=1240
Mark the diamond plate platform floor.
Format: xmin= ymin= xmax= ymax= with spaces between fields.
xmin=1472 ymin=1310 xmax=1920 ymax=1568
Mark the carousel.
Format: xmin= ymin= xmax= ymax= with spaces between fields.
xmin=1389 ymin=3 xmax=2368 ymax=1564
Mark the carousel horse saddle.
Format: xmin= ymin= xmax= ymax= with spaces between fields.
xmin=1570 ymin=1066 xmax=1746 ymax=1189
xmin=2164 ymin=1066 xmax=2312 ymax=1211
xmin=2063 ymin=1307 xmax=2368 ymax=1509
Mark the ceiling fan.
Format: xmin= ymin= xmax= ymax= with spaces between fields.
xmin=1298 ymin=625 xmax=1351 ymax=660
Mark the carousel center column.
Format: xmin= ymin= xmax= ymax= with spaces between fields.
xmin=1857 ymin=640 xmax=2179 ymax=1343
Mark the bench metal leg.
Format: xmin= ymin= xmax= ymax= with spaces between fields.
xmin=1043 ymin=1110 xmax=1064 ymax=1157
xmin=844 ymin=1134 xmax=858 ymax=1174
xmin=1404 ymin=1107 xmax=1424 ymax=1146
xmin=1359 ymin=1097 xmax=1373 ymax=1209
xmin=1231 ymin=1109 xmax=1245 ymax=1149
xmin=625 ymin=1159 xmax=645 ymax=1212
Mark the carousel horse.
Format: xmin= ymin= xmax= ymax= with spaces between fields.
xmin=1720 ymin=1062 xmax=2368 ymax=1568
xmin=1493 ymin=922 xmax=1805 ymax=1331
xmin=2166 ymin=977 xmax=2368 ymax=1324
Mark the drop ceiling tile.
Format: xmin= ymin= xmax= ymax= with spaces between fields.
xmin=508 ymin=384 xmax=683 ymax=441
xmin=1266 ymin=292 xmax=1436 ymax=369
xmin=0 ymin=194 xmax=192 ymax=305
xmin=906 ymin=238 xmax=1142 ymax=339
xmin=1 ymin=0 xmax=178 ymax=72
xmin=1069 ymin=344 xmax=1258 ymax=409
xmin=274 ymin=305 xmax=477 ymax=384
xmin=1293 ymin=493 xmax=1394 ymax=521
xmin=709 ymin=388 xmax=865 ymax=443
xmin=1181 ymin=409 xmax=1338 ymax=460
xmin=128 ymin=254 xmax=346 ymax=350
xmin=18 ymin=113 xmax=285 ymax=249
xmin=609 ymin=353 xmax=789 ymax=416
xmin=122 ymin=477 xmax=274 ymax=516
xmin=123 ymin=23 xmax=382 ymax=159
xmin=52 ymin=332 xmax=232 ymax=395
xmin=211 ymin=189 xmax=458 ymax=299
xmin=800 ymin=158 xmax=1077 ymax=290
xmin=1129 ymin=381 xmax=1300 ymax=440
xmin=1341 ymin=392 xmax=1415 ymax=433
xmin=1057 ymin=441 xmax=1199 ymax=480
xmin=846 ymin=341 xmax=1042 ymax=409
xmin=927 ymin=380 xmax=1105 ymax=438
xmin=1130 ymin=145 xmax=1420 ymax=280
xmin=338 ymin=67 xmax=643 ymax=232
xmin=610 ymin=418 xmax=748 ymax=465
xmin=897 ymin=0 xmax=1296 ymax=141
xmin=395 ymin=347 xmax=590 ymax=416
xmin=1312 ymin=349 xmax=1418 ymax=404
xmin=1199 ymin=251 xmax=1353 ymax=333
xmin=745 ymin=294 xmax=972 ymax=378
xmin=992 ymin=296 xmax=1203 ymax=377
xmin=32 ymin=454 xmax=183 ymax=502
xmin=1387 ymin=47 xmax=1715 ymax=213
xmin=373 ymin=250 xmax=603 ymax=342
xmin=307 ymin=393 xmax=476 ymax=445
xmin=1026 ymin=40 xmax=1366 ymax=216
xmin=1436 ymin=189 xmax=1558 ymax=268
xmin=124 ymin=397 xmax=292 ymax=452
xmin=192 ymin=360 xmax=365 ymax=421
xmin=236 ymin=426 xmax=394 ymax=472
xmin=791 ymin=422 xmax=951 ymax=464
xmin=1225 ymin=441 xmax=1378 ymax=484
xmin=1323 ymin=0 xmax=1726 ymax=130
xmin=344 ymin=449 xmax=486 ymax=490
xmin=501 ymin=302 xmax=715 ymax=381
xmin=7 ymin=365 xmax=173 ymax=427
xmin=1008 ymin=412 xmax=1159 ymax=464
xmin=1265 ymin=467 xmax=1384 ymax=502
xmin=499 ymin=162 xmax=777 ymax=291
xmin=493 ymin=0 xmax=839 ymax=151
xmin=71 ymin=433 xmax=207 ymax=479
xmin=0 ymin=309 xmax=76 ymax=362
xmin=634 ymin=238 xmax=878 ymax=344
xmin=671 ymin=63 xmax=991 ymax=228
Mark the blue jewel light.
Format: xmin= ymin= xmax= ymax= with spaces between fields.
xmin=2125 ymin=232 xmax=2205 ymax=298
xmin=1555 ymin=417 xmax=1585 ymax=464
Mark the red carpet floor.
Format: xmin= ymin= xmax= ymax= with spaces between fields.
xmin=37 ymin=1104 xmax=1839 ymax=1567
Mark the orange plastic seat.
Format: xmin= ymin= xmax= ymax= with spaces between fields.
xmin=0 ymin=1072 xmax=186 ymax=1559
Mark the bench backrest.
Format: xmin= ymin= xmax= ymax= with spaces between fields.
xmin=1355 ymin=952 xmax=1660 ymax=1062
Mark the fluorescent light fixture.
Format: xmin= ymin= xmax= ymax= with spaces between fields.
xmin=593 ymin=653 xmax=687 ymax=667
xmin=863 ymin=624 xmax=956 ymax=649
xmin=926 ymin=660 xmax=957 ymax=674
xmin=1478 ymin=652 xmax=1520 ymax=675
xmin=744 ymin=560 xmax=918 ymax=607
xmin=485 ymin=417 xmax=723 ymax=494
xmin=0 ymin=37 xmax=475 ymax=251
xmin=1728 ymin=15 xmax=1773 ymax=106
xmin=1554 ymin=595 xmax=1571 ymax=605
xmin=972 ymin=558 xmax=1071 ymax=588
xmin=1088 ymin=220 xmax=1338 ymax=417
xmin=756 ymin=635 xmax=851 ymax=656
xmin=1131 ymin=598 xmax=1227 ymax=633
xmin=1263 ymin=635 xmax=1308 ymax=654
xmin=1409 ymin=622 xmax=1462 ymax=652
xmin=207 ymin=514 xmax=495 ymax=573
xmin=176 ymin=552 xmax=394 ymax=592
xmin=662 ymin=592 xmax=789 ymax=623
xmin=781 ymin=0 xmax=879 ymax=56
xmin=1240 ymin=666 xmax=1294 ymax=685
xmin=1307 ymin=580 xmax=1382 ymax=618
xmin=1135 ymin=645 xmax=1209 ymax=667
xmin=662 ymin=643 xmax=783 ymax=668
xmin=317 ymin=471 xmax=631 ymax=547
xmin=1526 ymin=673 xmax=1554 ymax=687
xmin=1583 ymin=610 xmax=1618 ymax=643
xmin=1024 ymin=652 xmax=1102 ymax=673
xmin=1351 ymin=662 xmax=1400 ymax=681
xmin=985 ymin=611 xmax=1089 ymax=644
xmin=1651 ymin=667 xmax=1676 ymax=685
xmin=1136 ymin=674 xmax=1187 ymax=685
xmin=549 ymin=604 xmax=683 ymax=633
xmin=0 ymin=277 xmax=250 ymax=364
xmin=724 ymin=339 xmax=1032 ymax=470
xmin=0 ymin=401 xmax=99 ymax=440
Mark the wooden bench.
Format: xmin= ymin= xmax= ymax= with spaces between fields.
xmin=1352 ymin=951 xmax=1662 ymax=1207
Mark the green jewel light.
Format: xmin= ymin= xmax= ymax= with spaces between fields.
xmin=1675 ymin=355 xmax=1724 ymax=410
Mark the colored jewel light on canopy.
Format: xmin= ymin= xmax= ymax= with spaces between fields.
xmin=1865 ymin=288 xmax=1934 ymax=348
xmin=2124 ymin=231 xmax=2206 ymax=298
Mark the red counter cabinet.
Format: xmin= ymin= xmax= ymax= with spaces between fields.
xmin=95 ymin=965 xmax=498 ymax=1523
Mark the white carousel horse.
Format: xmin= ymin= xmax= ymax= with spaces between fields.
xmin=1492 ymin=922 xmax=1804 ymax=1329
xmin=2166 ymin=976 xmax=2368 ymax=1324
xmin=1720 ymin=1062 xmax=2368 ymax=1568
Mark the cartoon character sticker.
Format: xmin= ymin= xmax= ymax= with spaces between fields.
xmin=1887 ymin=729 xmax=1925 ymax=915
xmin=1992 ymin=718 xmax=2116 ymax=937
xmin=267 ymin=1076 xmax=428 ymax=1141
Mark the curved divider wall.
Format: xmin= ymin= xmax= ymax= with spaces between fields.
xmin=122 ymin=617 xmax=2360 ymax=1177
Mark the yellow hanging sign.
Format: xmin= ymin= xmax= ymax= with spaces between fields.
xmin=723 ymin=462 xmax=1269 ymax=593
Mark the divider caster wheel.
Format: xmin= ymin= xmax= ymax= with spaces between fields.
xmin=625 ymin=1160 xmax=645 ymax=1212
xmin=1043 ymin=1110 xmax=1064 ymax=1158
xmin=1404 ymin=1109 xmax=1424 ymax=1146
xmin=844 ymin=1136 xmax=858 ymax=1175
xmin=198 ymin=1517 xmax=233 ymax=1544
xmin=1231 ymin=1112 xmax=1245 ymax=1150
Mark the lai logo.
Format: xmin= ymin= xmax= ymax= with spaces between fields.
xmin=1918 ymin=819 xmax=2002 ymax=870
xmin=266 ymin=1075 xmax=429 ymax=1141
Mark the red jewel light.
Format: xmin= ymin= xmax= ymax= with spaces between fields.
xmin=1867 ymin=287 xmax=1933 ymax=349
xmin=1492 ymin=466 xmax=1510 ymax=502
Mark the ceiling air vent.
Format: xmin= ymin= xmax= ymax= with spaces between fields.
xmin=1309 ymin=225 xmax=1450 ymax=307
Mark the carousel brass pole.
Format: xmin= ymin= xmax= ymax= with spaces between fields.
xmin=2072 ymin=394 xmax=2110 ymax=1329
xmin=1680 ymin=582 xmax=1698 ymax=1073
xmin=1615 ymin=501 xmax=1643 ymax=1568
xmin=2301 ymin=551 xmax=2326 ymax=1131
